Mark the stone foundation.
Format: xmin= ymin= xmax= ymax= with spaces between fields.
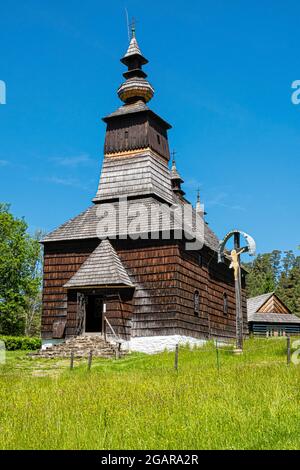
xmin=121 ymin=335 xmax=207 ymax=354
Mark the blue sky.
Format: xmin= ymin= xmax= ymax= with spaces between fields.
xmin=0 ymin=0 xmax=299 ymax=254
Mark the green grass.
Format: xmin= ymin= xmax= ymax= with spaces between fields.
xmin=1 ymin=337 xmax=300 ymax=450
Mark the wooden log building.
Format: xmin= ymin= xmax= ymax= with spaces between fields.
xmin=41 ymin=30 xmax=248 ymax=350
xmin=247 ymin=292 xmax=300 ymax=337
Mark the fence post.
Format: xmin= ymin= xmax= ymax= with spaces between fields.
xmin=174 ymin=343 xmax=179 ymax=371
xmin=287 ymin=335 xmax=291 ymax=366
xmin=215 ymin=339 xmax=220 ymax=372
xmin=70 ymin=351 xmax=74 ymax=370
xmin=115 ymin=342 xmax=121 ymax=360
xmin=88 ymin=350 xmax=93 ymax=370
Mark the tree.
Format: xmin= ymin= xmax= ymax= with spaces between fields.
xmin=244 ymin=253 xmax=277 ymax=298
xmin=277 ymin=251 xmax=300 ymax=315
xmin=245 ymin=248 xmax=300 ymax=317
xmin=0 ymin=204 xmax=43 ymax=336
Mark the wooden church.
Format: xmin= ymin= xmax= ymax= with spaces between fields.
xmin=41 ymin=30 xmax=248 ymax=351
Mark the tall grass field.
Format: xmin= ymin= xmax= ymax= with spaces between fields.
xmin=1 ymin=338 xmax=300 ymax=450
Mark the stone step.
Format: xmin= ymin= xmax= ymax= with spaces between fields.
xmin=35 ymin=335 xmax=124 ymax=359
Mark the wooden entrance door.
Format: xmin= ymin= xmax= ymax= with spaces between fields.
xmin=85 ymin=296 xmax=104 ymax=333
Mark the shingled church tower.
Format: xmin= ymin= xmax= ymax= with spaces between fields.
xmin=41 ymin=30 xmax=248 ymax=352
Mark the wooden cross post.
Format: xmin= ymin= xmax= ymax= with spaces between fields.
xmin=234 ymin=232 xmax=243 ymax=351
xmin=218 ymin=230 xmax=256 ymax=353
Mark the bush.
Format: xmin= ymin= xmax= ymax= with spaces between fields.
xmin=0 ymin=335 xmax=41 ymax=351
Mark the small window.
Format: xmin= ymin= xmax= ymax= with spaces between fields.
xmin=156 ymin=134 xmax=161 ymax=145
xmin=125 ymin=131 xmax=129 ymax=141
xmin=194 ymin=290 xmax=200 ymax=316
xmin=198 ymin=253 xmax=203 ymax=267
xmin=223 ymin=293 xmax=228 ymax=315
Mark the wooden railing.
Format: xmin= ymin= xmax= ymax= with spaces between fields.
xmin=103 ymin=316 xmax=121 ymax=344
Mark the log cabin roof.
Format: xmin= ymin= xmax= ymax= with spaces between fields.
xmin=64 ymin=239 xmax=134 ymax=289
xmin=42 ymin=196 xmax=219 ymax=252
xmin=247 ymin=293 xmax=300 ymax=324
xmin=93 ymin=151 xmax=174 ymax=204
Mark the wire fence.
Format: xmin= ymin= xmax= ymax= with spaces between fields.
xmin=7 ymin=335 xmax=299 ymax=376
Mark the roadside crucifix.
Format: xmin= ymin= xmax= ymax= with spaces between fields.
xmin=218 ymin=230 xmax=256 ymax=351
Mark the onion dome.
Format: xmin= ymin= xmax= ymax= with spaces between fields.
xmin=117 ymin=28 xmax=154 ymax=104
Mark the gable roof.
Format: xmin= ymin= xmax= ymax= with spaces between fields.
xmin=247 ymin=293 xmax=274 ymax=317
xmin=64 ymin=239 xmax=134 ymax=289
xmin=247 ymin=292 xmax=300 ymax=324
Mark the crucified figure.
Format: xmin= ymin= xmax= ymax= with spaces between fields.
xmin=223 ymin=247 xmax=248 ymax=280
xmin=218 ymin=230 xmax=256 ymax=351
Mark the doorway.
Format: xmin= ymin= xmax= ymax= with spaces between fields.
xmin=85 ymin=296 xmax=104 ymax=333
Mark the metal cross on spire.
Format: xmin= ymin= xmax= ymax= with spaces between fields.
xmin=171 ymin=150 xmax=177 ymax=165
xmin=129 ymin=17 xmax=138 ymax=38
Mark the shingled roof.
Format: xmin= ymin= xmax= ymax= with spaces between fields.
xmin=103 ymin=100 xmax=149 ymax=120
xmin=247 ymin=293 xmax=274 ymax=318
xmin=248 ymin=313 xmax=300 ymax=324
xmin=123 ymin=36 xmax=143 ymax=59
xmin=247 ymin=293 xmax=300 ymax=324
xmin=42 ymin=196 xmax=219 ymax=252
xmin=64 ymin=239 xmax=134 ymax=289
xmin=102 ymin=100 xmax=172 ymax=129
xmin=93 ymin=151 xmax=174 ymax=204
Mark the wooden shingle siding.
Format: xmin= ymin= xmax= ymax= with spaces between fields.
xmin=258 ymin=295 xmax=290 ymax=314
xmin=173 ymin=243 xmax=248 ymax=340
xmin=104 ymin=114 xmax=148 ymax=154
xmin=93 ymin=153 xmax=174 ymax=204
xmin=42 ymin=240 xmax=98 ymax=338
xmin=104 ymin=111 xmax=170 ymax=160
xmin=42 ymin=237 xmax=248 ymax=340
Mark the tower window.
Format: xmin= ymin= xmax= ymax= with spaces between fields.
xmin=198 ymin=253 xmax=203 ymax=267
xmin=124 ymin=131 xmax=129 ymax=141
xmin=223 ymin=293 xmax=228 ymax=315
xmin=156 ymin=134 xmax=161 ymax=145
xmin=194 ymin=290 xmax=200 ymax=316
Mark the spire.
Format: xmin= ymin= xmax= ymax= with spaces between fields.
xmin=122 ymin=35 xmax=144 ymax=63
xmin=118 ymin=28 xmax=154 ymax=104
xmin=170 ymin=156 xmax=183 ymax=183
xmin=170 ymin=153 xmax=185 ymax=196
xmin=196 ymin=189 xmax=207 ymax=217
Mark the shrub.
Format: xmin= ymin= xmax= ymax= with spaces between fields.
xmin=0 ymin=335 xmax=41 ymax=351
